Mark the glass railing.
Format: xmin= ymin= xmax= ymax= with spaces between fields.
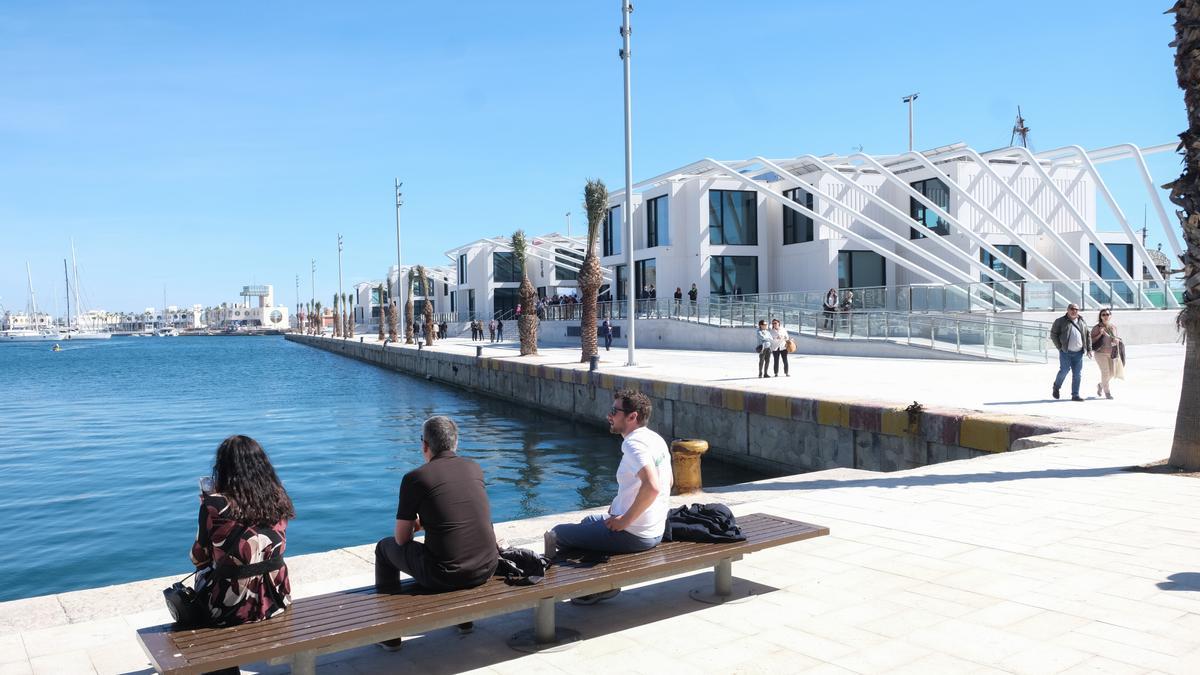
xmin=532 ymin=298 xmax=1050 ymax=362
xmin=729 ymin=277 xmax=1184 ymax=314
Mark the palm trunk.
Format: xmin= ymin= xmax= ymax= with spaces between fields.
xmin=388 ymin=300 xmax=399 ymax=342
xmin=579 ymin=253 xmax=600 ymax=362
xmin=1168 ymin=0 xmax=1200 ymax=470
xmin=518 ymin=275 xmax=538 ymax=355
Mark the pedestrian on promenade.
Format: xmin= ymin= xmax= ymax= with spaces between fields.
xmin=602 ymin=319 xmax=613 ymax=351
xmin=688 ymin=283 xmax=698 ymax=316
xmin=375 ymin=416 xmax=498 ymax=650
xmin=544 ymin=389 xmax=672 ymax=605
xmin=756 ymin=320 xmax=772 ymax=378
xmin=770 ymin=318 xmax=790 ymax=377
xmin=440 ymin=321 xmax=448 ymax=340
xmin=673 ymin=287 xmax=682 ymax=315
xmin=432 ymin=322 xmax=439 ymax=341
xmin=488 ymin=319 xmax=496 ymax=342
xmin=190 ymin=435 xmax=294 ymax=631
xmin=1090 ymin=309 xmax=1124 ymax=399
xmin=1050 ymin=303 xmax=1092 ymax=401
xmin=822 ymin=288 xmax=838 ymax=330
xmin=496 ymin=319 xmax=504 ymax=342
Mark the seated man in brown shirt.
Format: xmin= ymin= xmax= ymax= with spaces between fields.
xmin=375 ymin=415 xmax=499 ymax=649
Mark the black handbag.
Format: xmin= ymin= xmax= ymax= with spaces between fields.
xmin=163 ymin=570 xmax=208 ymax=628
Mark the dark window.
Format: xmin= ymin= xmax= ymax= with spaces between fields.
xmin=494 ymin=287 xmax=519 ymax=317
xmin=709 ymin=190 xmax=758 ymax=245
xmin=837 ymin=251 xmax=886 ymax=288
xmin=443 ymin=279 xmax=449 ymax=296
xmin=646 ymin=196 xmax=669 ymax=248
xmin=709 ymin=256 xmax=758 ymax=295
xmin=603 ymin=206 xmax=622 ymax=257
xmin=450 ymin=291 xmax=456 ymax=313
xmin=635 ymin=258 xmax=656 ymax=298
xmin=614 ymin=265 xmax=627 ymax=301
xmin=783 ymin=188 xmax=814 ymax=245
xmin=909 ymin=178 xmax=951 ymax=238
xmin=554 ymin=248 xmax=579 ymax=281
xmin=493 ymin=252 xmax=520 ymax=283
xmin=980 ymin=245 xmax=1026 ymax=282
xmin=467 ymin=289 xmax=476 ymax=318
xmin=457 ymin=254 xmax=467 ymax=284
xmin=1089 ymin=243 xmax=1133 ymax=279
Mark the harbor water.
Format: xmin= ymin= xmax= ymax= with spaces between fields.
xmin=0 ymin=336 xmax=762 ymax=602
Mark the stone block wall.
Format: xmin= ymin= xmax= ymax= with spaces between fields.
xmin=288 ymin=335 xmax=1070 ymax=476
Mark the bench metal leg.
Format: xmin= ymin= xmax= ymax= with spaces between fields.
xmin=507 ymin=597 xmax=581 ymax=653
xmin=690 ymin=556 xmax=753 ymax=605
xmin=290 ymin=649 xmax=316 ymax=675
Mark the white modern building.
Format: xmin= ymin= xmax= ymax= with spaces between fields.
xmin=597 ymin=141 xmax=1180 ymax=310
xmin=442 ymin=232 xmax=601 ymax=320
xmin=207 ymin=285 xmax=290 ymax=330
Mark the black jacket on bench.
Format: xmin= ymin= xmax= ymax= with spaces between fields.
xmin=661 ymin=503 xmax=746 ymax=543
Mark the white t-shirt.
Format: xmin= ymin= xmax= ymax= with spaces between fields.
xmin=770 ymin=327 xmax=789 ymax=351
xmin=610 ymin=426 xmax=673 ymax=539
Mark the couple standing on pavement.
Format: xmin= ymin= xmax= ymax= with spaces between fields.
xmin=1050 ymin=303 xmax=1125 ymax=401
xmin=755 ymin=319 xmax=791 ymax=378
xmin=375 ymin=389 xmax=672 ymax=650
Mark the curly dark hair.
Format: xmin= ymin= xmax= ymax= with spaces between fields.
xmin=211 ymin=435 xmax=295 ymax=525
xmin=613 ymin=388 xmax=652 ymax=425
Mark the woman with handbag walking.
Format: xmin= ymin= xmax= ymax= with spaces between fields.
xmin=1090 ymin=310 xmax=1124 ymax=399
xmin=769 ymin=318 xmax=791 ymax=377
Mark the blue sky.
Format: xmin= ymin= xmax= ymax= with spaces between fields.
xmin=0 ymin=1 xmax=1186 ymax=312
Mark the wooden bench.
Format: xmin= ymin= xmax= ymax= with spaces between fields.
xmin=137 ymin=513 xmax=828 ymax=674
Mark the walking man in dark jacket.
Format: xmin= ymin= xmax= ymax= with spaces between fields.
xmin=1050 ymin=303 xmax=1092 ymax=401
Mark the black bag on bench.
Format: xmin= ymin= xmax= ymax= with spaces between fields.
xmin=163 ymin=557 xmax=285 ymax=628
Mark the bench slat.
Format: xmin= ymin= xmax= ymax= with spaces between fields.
xmin=138 ymin=513 xmax=827 ymax=673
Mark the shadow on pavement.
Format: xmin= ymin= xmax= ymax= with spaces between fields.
xmin=1157 ymin=572 xmax=1200 ymax=591
xmin=708 ymin=465 xmax=1129 ymax=492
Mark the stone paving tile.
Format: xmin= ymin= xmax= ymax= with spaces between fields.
xmin=827 ymin=637 xmax=933 ymax=673
xmin=998 ymin=642 xmax=1094 ymax=674
xmin=1058 ymin=655 xmax=1151 ymax=675
xmin=0 ymin=596 xmax=66 ymax=636
xmin=884 ymin=651 xmax=992 ymax=674
xmin=0 ymin=634 xmax=26 ymax=665
xmin=726 ymin=648 xmax=823 ymax=674
xmin=87 ymin=637 xmax=154 ymax=675
xmin=28 ymin=649 xmax=96 ymax=675
xmin=0 ymin=663 xmax=32 ymax=675
xmin=19 ymin=616 xmax=127 ymax=659
xmin=905 ymin=620 xmax=1041 ymax=668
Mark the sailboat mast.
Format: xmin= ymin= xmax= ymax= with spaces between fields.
xmin=71 ymin=238 xmax=83 ymax=329
xmin=64 ymin=259 xmax=71 ymax=332
xmin=26 ymin=262 xmax=38 ymax=318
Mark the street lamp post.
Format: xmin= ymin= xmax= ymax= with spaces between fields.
xmin=337 ymin=234 xmax=345 ymax=337
xmin=395 ymin=179 xmax=404 ymax=333
xmin=902 ymin=92 xmax=919 ymax=151
xmin=310 ymin=258 xmax=316 ymax=333
xmin=620 ymin=0 xmax=636 ymax=367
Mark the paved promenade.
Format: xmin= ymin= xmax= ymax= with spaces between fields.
xmin=0 ymin=338 xmax=1192 ymax=674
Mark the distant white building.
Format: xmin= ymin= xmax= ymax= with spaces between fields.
xmin=2 ymin=312 xmax=53 ymax=330
xmin=208 ymin=285 xmax=289 ymax=329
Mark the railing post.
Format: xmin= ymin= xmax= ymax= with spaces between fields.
xmin=955 ymin=319 xmax=961 ymax=354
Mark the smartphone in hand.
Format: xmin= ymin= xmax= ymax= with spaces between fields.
xmin=199 ymin=477 xmax=215 ymax=494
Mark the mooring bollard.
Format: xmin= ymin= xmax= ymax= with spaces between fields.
xmin=670 ymin=439 xmax=709 ymax=495
xmin=417 ymin=340 xmax=423 ymax=351
xmin=359 ymin=337 xmax=363 ymax=343
xmin=476 ymin=345 xmax=483 ymax=358
xmin=589 ymin=354 xmax=599 ymax=371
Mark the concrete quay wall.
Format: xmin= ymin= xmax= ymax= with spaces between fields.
xmin=288 ymin=335 xmax=1071 ymax=475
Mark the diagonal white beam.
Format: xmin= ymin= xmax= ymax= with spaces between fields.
xmin=765 ymin=155 xmax=1023 ymax=306
xmin=700 ymin=158 xmax=951 ymax=285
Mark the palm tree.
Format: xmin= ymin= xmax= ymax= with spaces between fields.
xmin=313 ymin=301 xmax=323 ymax=335
xmin=417 ymin=265 xmax=434 ymax=346
xmin=512 ymin=229 xmax=539 ymax=355
xmin=579 ymin=178 xmax=607 ymax=362
xmin=343 ymin=293 xmax=353 ymax=339
xmin=377 ymin=284 xmax=387 ymax=341
xmin=404 ymin=269 xmax=415 ymax=344
xmin=332 ymin=293 xmax=341 ymax=338
xmin=1167 ymin=1 xmax=1200 ymax=470
xmin=388 ymin=297 xmax=399 ymax=342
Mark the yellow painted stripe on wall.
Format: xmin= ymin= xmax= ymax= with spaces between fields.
xmin=881 ymin=408 xmax=911 ymax=436
xmin=960 ymin=416 xmax=1011 ymax=453
xmin=817 ymin=401 xmax=849 ymax=427
xmin=765 ymin=395 xmax=791 ymax=419
xmin=723 ymin=390 xmax=745 ymax=412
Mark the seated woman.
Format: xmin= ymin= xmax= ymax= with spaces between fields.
xmin=191 ymin=435 xmax=294 ymax=628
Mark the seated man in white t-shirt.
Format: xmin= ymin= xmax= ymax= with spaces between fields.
xmin=545 ymin=388 xmax=673 ymax=605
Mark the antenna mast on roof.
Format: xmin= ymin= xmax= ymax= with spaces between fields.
xmin=1010 ymin=106 xmax=1031 ymax=148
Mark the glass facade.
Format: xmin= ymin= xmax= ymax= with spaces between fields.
xmin=837 ymin=251 xmax=886 ymax=288
xmin=468 ymin=289 xmax=475 ymax=318
xmin=783 ymin=187 xmax=814 ymax=245
xmin=603 ymin=205 xmax=622 ymax=257
xmin=709 ymin=190 xmax=758 ymax=245
xmin=909 ymin=178 xmax=951 ymax=238
xmin=614 ymin=264 xmax=627 ymax=301
xmin=709 ymin=256 xmax=758 ymax=295
xmin=457 ymin=254 xmax=466 ymax=284
xmin=493 ymin=252 xmax=520 ymax=283
xmin=554 ymin=248 xmax=579 ymax=281
xmin=493 ymin=287 xmax=519 ymax=317
xmin=1089 ymin=243 xmax=1133 ymax=278
xmin=646 ymin=195 xmax=669 ymax=248
xmin=635 ymin=258 xmax=656 ymax=298
xmin=980 ymin=245 xmax=1026 ymax=282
